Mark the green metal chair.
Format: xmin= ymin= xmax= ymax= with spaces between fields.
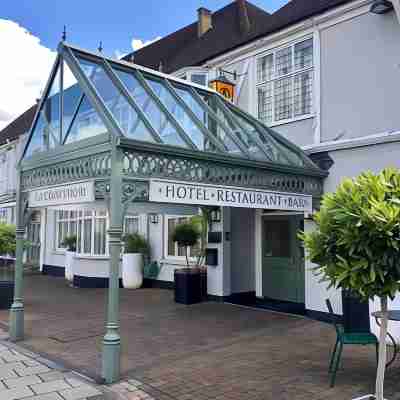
xmin=326 ymin=298 xmax=379 ymax=387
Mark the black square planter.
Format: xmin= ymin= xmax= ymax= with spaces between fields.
xmin=342 ymin=290 xmax=370 ymax=333
xmin=0 ymin=281 xmax=14 ymax=309
xmin=174 ymin=269 xmax=201 ymax=305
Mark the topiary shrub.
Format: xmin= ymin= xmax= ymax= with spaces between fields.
xmin=300 ymin=167 xmax=400 ymax=400
xmin=172 ymin=222 xmax=200 ymax=268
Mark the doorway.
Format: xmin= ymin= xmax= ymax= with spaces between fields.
xmin=261 ymin=214 xmax=305 ymax=312
xmin=27 ymin=211 xmax=41 ymax=267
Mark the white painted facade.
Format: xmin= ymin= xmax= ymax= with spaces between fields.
xmin=191 ymin=0 xmax=400 ymax=321
xmin=1 ymin=0 xmax=400 ymax=328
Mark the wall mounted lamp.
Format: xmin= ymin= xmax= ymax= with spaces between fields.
xmin=369 ymin=0 xmax=394 ymax=14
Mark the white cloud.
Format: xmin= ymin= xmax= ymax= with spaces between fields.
xmin=131 ymin=36 xmax=161 ymax=51
xmin=0 ymin=20 xmax=56 ymax=130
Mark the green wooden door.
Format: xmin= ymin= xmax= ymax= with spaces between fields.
xmin=262 ymin=215 xmax=304 ymax=303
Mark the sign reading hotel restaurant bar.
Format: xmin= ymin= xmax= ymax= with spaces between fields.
xmin=28 ymin=181 xmax=95 ymax=208
xmin=149 ymin=179 xmax=312 ymax=212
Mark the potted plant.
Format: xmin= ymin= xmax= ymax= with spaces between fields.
xmin=62 ymin=235 xmax=77 ymax=282
xmin=301 ymin=168 xmax=400 ymax=400
xmin=172 ymin=221 xmax=202 ymax=304
xmin=122 ymin=233 xmax=149 ymax=289
xmin=0 ymin=223 xmax=17 ymax=309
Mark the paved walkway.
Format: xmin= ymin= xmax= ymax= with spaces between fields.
xmin=0 ymin=330 xmax=104 ymax=400
xmin=0 ymin=327 xmax=159 ymax=400
xmin=2 ymin=274 xmax=400 ymax=399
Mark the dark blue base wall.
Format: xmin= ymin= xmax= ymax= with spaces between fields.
xmin=73 ymin=275 xmax=123 ymax=288
xmin=143 ymin=278 xmax=174 ymax=290
xmin=42 ymin=264 xmax=65 ymax=277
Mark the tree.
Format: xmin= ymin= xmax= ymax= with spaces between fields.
xmin=0 ymin=224 xmax=16 ymax=256
xmin=172 ymin=222 xmax=201 ymax=268
xmin=301 ymin=168 xmax=400 ymax=400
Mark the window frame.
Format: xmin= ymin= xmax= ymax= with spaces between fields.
xmin=163 ymin=215 xmax=201 ymax=263
xmin=174 ymin=67 xmax=208 ymax=87
xmin=256 ymin=36 xmax=314 ymax=127
xmin=55 ymin=210 xmax=140 ymax=257
xmin=0 ymin=208 xmax=7 ymax=224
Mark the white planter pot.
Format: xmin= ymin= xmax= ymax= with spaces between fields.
xmin=122 ymin=253 xmax=143 ymax=289
xmin=65 ymin=251 xmax=75 ymax=282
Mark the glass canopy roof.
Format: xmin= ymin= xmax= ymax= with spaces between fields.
xmin=23 ymin=43 xmax=317 ymax=170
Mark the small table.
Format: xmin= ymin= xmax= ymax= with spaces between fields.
xmin=371 ymin=310 xmax=400 ymax=367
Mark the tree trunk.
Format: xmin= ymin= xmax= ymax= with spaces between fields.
xmin=185 ymin=246 xmax=190 ymax=269
xmin=375 ymin=296 xmax=388 ymax=400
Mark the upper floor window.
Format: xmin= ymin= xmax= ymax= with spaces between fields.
xmin=190 ymin=73 xmax=207 ymax=86
xmin=256 ymin=38 xmax=313 ymax=125
xmin=176 ymin=69 xmax=208 ymax=87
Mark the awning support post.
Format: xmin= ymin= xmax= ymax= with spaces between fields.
xmin=102 ymin=141 xmax=123 ymax=384
xmin=10 ymin=170 xmax=30 ymax=342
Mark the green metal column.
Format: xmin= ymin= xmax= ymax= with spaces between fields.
xmin=10 ymin=171 xmax=25 ymax=342
xmin=102 ymin=142 xmax=123 ymax=383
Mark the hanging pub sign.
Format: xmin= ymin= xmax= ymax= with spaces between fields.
xmin=209 ymin=74 xmax=235 ymax=102
xmin=149 ymin=179 xmax=312 ymax=212
xmin=28 ymin=181 xmax=95 ymax=208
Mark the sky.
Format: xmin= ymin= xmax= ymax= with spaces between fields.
xmin=0 ymin=0 xmax=289 ymax=130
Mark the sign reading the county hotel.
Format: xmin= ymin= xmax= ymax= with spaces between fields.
xmin=28 ymin=181 xmax=95 ymax=207
xmin=149 ymin=180 xmax=312 ymax=212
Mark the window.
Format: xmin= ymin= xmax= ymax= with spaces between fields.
xmin=165 ymin=216 xmax=201 ymax=260
xmin=124 ymin=216 xmax=139 ymax=235
xmin=55 ymin=210 xmax=140 ymax=256
xmin=0 ymin=209 xmax=7 ymax=224
xmin=256 ymin=38 xmax=313 ymax=125
xmin=191 ymin=74 xmax=207 ymax=86
xmin=176 ymin=71 xmax=207 ymax=86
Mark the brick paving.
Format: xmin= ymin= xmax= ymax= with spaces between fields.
xmin=2 ymin=274 xmax=400 ymax=399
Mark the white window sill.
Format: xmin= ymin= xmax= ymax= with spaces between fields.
xmin=52 ymin=251 xmax=109 ymax=260
xmin=159 ymin=258 xmax=198 ymax=267
xmin=75 ymin=255 xmax=109 ymax=260
xmin=267 ymin=114 xmax=314 ymax=128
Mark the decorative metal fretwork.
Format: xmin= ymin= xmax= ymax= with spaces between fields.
xmin=122 ymin=150 xmax=323 ymax=196
xmin=94 ymin=180 xmax=149 ymax=203
xmin=122 ymin=180 xmax=149 ymax=203
xmin=21 ymin=152 xmax=111 ymax=191
xmin=95 ymin=179 xmax=149 ymax=219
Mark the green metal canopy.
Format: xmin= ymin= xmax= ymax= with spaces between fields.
xmin=23 ymin=42 xmax=319 ymax=172
xmin=11 ymin=42 xmax=328 ymax=385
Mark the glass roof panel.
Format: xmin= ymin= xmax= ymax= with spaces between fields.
xmin=62 ymin=60 xmax=84 ymax=143
xmin=147 ymin=77 xmax=211 ymax=151
xmin=24 ymin=62 xmax=61 ymax=158
xmin=210 ymin=96 xmax=269 ymax=161
xmin=229 ymin=105 xmax=305 ymax=167
xmin=64 ymin=95 xmax=107 ymax=144
xmin=171 ymin=84 xmax=245 ymax=157
xmin=76 ymin=56 xmax=156 ymax=143
xmin=112 ymin=67 xmax=187 ymax=147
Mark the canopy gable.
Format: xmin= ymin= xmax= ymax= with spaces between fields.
xmin=22 ymin=43 xmax=321 ymax=172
